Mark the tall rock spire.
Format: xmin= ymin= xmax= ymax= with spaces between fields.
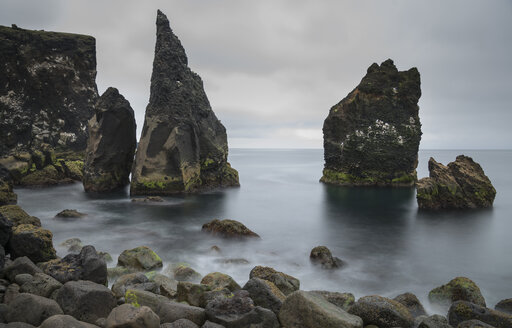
xmin=130 ymin=10 xmax=239 ymax=195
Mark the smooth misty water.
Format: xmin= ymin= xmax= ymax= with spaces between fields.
xmin=16 ymin=149 xmax=512 ymax=312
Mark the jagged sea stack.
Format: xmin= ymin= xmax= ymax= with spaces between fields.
xmin=83 ymin=88 xmax=136 ymax=192
xmin=321 ymin=59 xmax=422 ymax=186
xmin=417 ymin=155 xmax=496 ymax=209
xmin=130 ymin=10 xmax=239 ymax=195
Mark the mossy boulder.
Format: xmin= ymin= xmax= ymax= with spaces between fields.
xmin=9 ymin=224 xmax=57 ymax=263
xmin=249 ymin=265 xmax=299 ymax=296
xmin=0 ymin=205 xmax=41 ymax=226
xmin=348 ymin=295 xmax=415 ymax=328
xmin=321 ymin=59 xmax=422 ymax=186
xmin=202 ymin=219 xmax=260 ymax=239
xmin=309 ymin=246 xmax=344 ymax=269
xmin=429 ymin=277 xmax=486 ymax=308
xmin=448 ymin=301 xmax=512 ymax=328
xmin=200 ymin=272 xmax=241 ymax=292
xmin=417 ymin=156 xmax=496 ymax=209
xmin=117 ymin=246 xmax=163 ymax=271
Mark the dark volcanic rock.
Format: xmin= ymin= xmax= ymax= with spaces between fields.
xmin=130 ymin=10 xmax=239 ymax=195
xmin=83 ymin=87 xmax=136 ymax=192
xmin=55 ymin=209 xmax=87 ymax=218
xmin=6 ymin=293 xmax=63 ymax=326
xmin=0 ymin=25 xmax=97 ymax=156
xmin=417 ymin=156 xmax=496 ymax=209
xmin=309 ymin=246 xmax=344 ymax=269
xmin=321 ymin=59 xmax=422 ymax=186
xmin=3 ymin=256 xmax=42 ymax=281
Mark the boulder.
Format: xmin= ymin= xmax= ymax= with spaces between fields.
xmin=111 ymin=272 xmax=159 ymax=298
xmin=348 ymin=295 xmax=414 ymax=328
xmin=55 ymin=209 xmax=87 ymax=218
xmin=149 ymin=273 xmax=177 ymax=298
xmin=309 ymin=246 xmax=344 ymax=269
xmin=309 ymin=291 xmax=355 ymax=311
xmin=156 ymin=301 xmax=206 ymax=326
xmin=177 ymin=282 xmax=212 ymax=307
xmin=495 ymin=298 xmax=512 ymax=314
xmin=105 ymin=304 xmax=160 ymax=328
xmin=83 ymin=87 xmax=137 ymax=193
xmin=321 ymin=59 xmax=422 ymax=186
xmin=0 ymin=165 xmax=16 ymax=206
xmin=0 ymin=25 xmax=97 ymax=157
xmin=5 ymin=293 xmax=63 ymax=326
xmin=278 ymin=290 xmax=362 ymax=328
xmin=204 ymin=290 xmax=279 ymax=328
xmin=2 ymin=257 xmax=39 ymax=282
xmin=125 ymin=289 xmax=168 ymax=311
xmin=117 ymin=246 xmax=163 ymax=271
xmin=107 ymin=267 xmax=137 ymax=280
xmin=249 ymin=266 xmax=299 ymax=296
xmin=0 ymin=205 xmax=41 ymax=227
xmin=394 ymin=292 xmax=427 ymax=317
xmin=39 ymin=245 xmax=107 ymax=285
xmin=14 ymin=273 xmax=32 ymax=285
xmin=243 ymin=278 xmax=285 ymax=315
xmin=9 ymin=224 xmax=56 ymax=263
xmin=19 ymin=272 xmax=62 ymax=298
xmin=55 ymin=280 xmax=116 ymax=324
xmin=429 ymin=277 xmax=486 ymax=308
xmin=448 ymin=301 xmax=512 ymax=328
xmin=40 ymin=314 xmax=99 ymax=328
xmin=457 ymin=320 xmax=496 ymax=328
xmin=165 ymin=263 xmax=202 ymax=283
xmin=130 ymin=10 xmax=239 ymax=196
xmin=201 ymin=219 xmax=259 ymax=239
xmin=417 ymin=156 xmax=496 ymax=209
xmin=200 ymin=272 xmax=240 ymax=292
xmin=416 ymin=314 xmax=452 ymax=328
xmin=161 ymin=319 xmax=199 ymax=328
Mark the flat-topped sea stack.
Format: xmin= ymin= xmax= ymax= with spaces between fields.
xmin=83 ymin=88 xmax=136 ymax=192
xmin=0 ymin=25 xmax=98 ymax=185
xmin=130 ymin=10 xmax=239 ymax=195
xmin=321 ymin=59 xmax=422 ymax=186
xmin=417 ymin=155 xmax=496 ymax=210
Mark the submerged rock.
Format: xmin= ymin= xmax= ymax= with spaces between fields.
xmin=130 ymin=10 xmax=239 ymax=196
xmin=201 ymin=219 xmax=260 ymax=239
xmin=428 ymin=277 xmax=486 ymax=308
xmin=83 ymin=87 xmax=136 ymax=193
xmin=321 ymin=59 xmax=422 ymax=186
xmin=0 ymin=25 xmax=98 ymax=156
xmin=417 ymin=156 xmax=496 ymax=209
xmin=55 ymin=209 xmax=87 ymax=219
xmin=309 ymin=246 xmax=344 ymax=269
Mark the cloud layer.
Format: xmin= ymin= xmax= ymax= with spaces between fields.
xmin=1 ymin=0 xmax=511 ymax=148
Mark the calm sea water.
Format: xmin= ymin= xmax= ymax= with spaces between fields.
xmin=15 ymin=149 xmax=512 ymax=312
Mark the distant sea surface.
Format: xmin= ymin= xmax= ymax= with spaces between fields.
xmin=16 ymin=149 xmax=512 ymax=311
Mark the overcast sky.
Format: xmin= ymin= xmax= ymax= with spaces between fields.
xmin=1 ymin=0 xmax=511 ymax=149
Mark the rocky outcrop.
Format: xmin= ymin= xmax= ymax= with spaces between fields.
xmin=0 ymin=25 xmax=97 ymax=156
xmin=130 ymin=10 xmax=239 ymax=195
xmin=201 ymin=219 xmax=260 ymax=239
xmin=321 ymin=59 xmax=422 ymax=186
xmin=83 ymin=87 xmax=136 ymax=192
xmin=417 ymin=156 xmax=496 ymax=209
xmin=5 ymin=293 xmax=63 ymax=326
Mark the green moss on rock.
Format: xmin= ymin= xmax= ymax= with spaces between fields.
xmin=9 ymin=223 xmax=57 ymax=263
xmin=0 ymin=205 xmax=41 ymax=226
xmin=429 ymin=276 xmax=486 ymax=308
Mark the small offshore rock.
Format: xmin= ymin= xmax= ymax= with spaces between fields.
xmin=4 ymin=257 xmax=42 ymax=281
xmin=117 ymin=246 xmax=163 ymax=271
xmin=417 ymin=156 xmax=496 ymax=209
xmin=394 ymin=292 xmax=427 ymax=317
xmin=309 ymin=290 xmax=355 ymax=311
xmin=417 ymin=314 xmax=452 ymax=328
xmin=309 ymin=246 xmax=344 ymax=269
xmin=39 ymin=245 xmax=107 ymax=285
xmin=6 ymin=293 xmax=63 ymax=326
xmin=9 ymin=224 xmax=56 ymax=263
xmin=200 ymin=272 xmax=240 ymax=292
xmin=249 ymin=265 xmax=300 ymax=296
xmin=348 ymin=295 xmax=414 ymax=328
xmin=105 ymin=304 xmax=160 ymax=328
xmin=278 ymin=290 xmax=363 ymax=328
xmin=495 ymin=298 xmax=512 ymax=314
xmin=448 ymin=301 xmax=512 ymax=328
xmin=243 ymin=277 xmax=286 ymax=315
xmin=0 ymin=205 xmax=41 ymax=227
xmin=55 ymin=209 xmax=87 ymax=219
xmin=56 ymin=280 xmax=116 ymax=324
xmin=429 ymin=277 xmax=486 ymax=308
xmin=201 ymin=219 xmax=260 ymax=239
xmin=83 ymin=87 xmax=137 ymax=193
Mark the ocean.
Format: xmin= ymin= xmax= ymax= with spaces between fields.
xmin=15 ymin=149 xmax=512 ymax=312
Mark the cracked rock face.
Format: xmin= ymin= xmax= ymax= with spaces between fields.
xmin=0 ymin=25 xmax=98 ymax=156
xmin=321 ymin=59 xmax=422 ymax=186
xmin=130 ymin=10 xmax=239 ymax=195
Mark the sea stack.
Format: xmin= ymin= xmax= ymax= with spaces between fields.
xmin=83 ymin=88 xmax=136 ymax=192
xmin=416 ymin=155 xmax=496 ymax=209
xmin=321 ymin=59 xmax=422 ymax=186
xmin=130 ymin=10 xmax=239 ymax=195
